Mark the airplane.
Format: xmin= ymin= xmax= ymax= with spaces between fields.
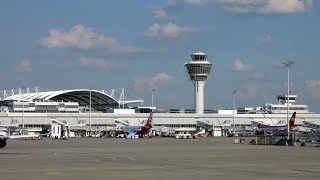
xmin=0 ymin=134 xmax=40 ymax=148
xmin=251 ymin=119 xmax=287 ymax=128
xmin=302 ymin=119 xmax=320 ymax=133
xmin=119 ymin=112 xmax=153 ymax=138
xmin=252 ymin=112 xmax=296 ymax=133
xmin=0 ymin=124 xmax=19 ymax=129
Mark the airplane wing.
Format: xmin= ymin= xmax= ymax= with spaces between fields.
xmin=1 ymin=134 xmax=39 ymax=140
xmin=0 ymin=134 xmax=40 ymax=148
xmin=302 ymin=120 xmax=320 ymax=128
xmin=115 ymin=119 xmax=130 ymax=126
xmin=7 ymin=134 xmax=40 ymax=139
xmin=251 ymin=120 xmax=268 ymax=127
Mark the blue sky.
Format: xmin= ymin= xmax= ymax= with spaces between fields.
xmin=1 ymin=0 xmax=320 ymax=112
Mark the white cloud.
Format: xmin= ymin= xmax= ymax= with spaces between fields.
xmin=154 ymin=73 xmax=172 ymax=81
xmin=145 ymin=22 xmax=200 ymax=38
xmin=40 ymin=25 xmax=117 ymax=49
xmin=17 ymin=59 xmax=32 ymax=73
xmin=224 ymin=0 xmax=313 ymax=14
xmin=305 ymin=80 xmax=320 ymax=98
xmin=232 ymin=58 xmax=253 ymax=72
xmin=133 ymin=73 xmax=172 ymax=92
xmin=167 ymin=0 xmax=313 ymax=15
xmin=40 ymin=24 xmax=152 ymax=54
xmin=262 ymin=34 xmax=272 ymax=44
xmin=167 ymin=0 xmax=205 ymax=6
xmin=78 ymin=57 xmax=127 ymax=70
xmin=153 ymin=7 xmax=174 ymax=19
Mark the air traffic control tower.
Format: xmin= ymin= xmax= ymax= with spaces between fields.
xmin=185 ymin=50 xmax=212 ymax=114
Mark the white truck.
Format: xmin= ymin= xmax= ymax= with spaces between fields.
xmin=175 ymin=132 xmax=193 ymax=139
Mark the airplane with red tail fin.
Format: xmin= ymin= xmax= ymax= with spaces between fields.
xmin=253 ymin=112 xmax=296 ymax=133
xmin=120 ymin=112 xmax=153 ymax=138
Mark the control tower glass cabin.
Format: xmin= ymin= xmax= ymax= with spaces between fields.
xmin=184 ymin=50 xmax=212 ymax=114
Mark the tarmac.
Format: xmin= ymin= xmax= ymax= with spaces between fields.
xmin=0 ymin=137 xmax=319 ymax=180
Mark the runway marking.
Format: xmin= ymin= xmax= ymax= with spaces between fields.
xmin=113 ymin=155 xmax=135 ymax=160
xmin=94 ymin=154 xmax=135 ymax=164
xmin=126 ymin=156 xmax=135 ymax=161
xmin=292 ymin=169 xmax=320 ymax=174
xmin=47 ymin=171 xmax=63 ymax=175
xmin=47 ymin=149 xmax=136 ymax=161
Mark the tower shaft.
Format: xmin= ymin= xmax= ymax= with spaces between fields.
xmin=194 ymin=81 xmax=205 ymax=114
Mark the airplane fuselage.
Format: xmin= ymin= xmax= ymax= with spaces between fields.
xmin=258 ymin=125 xmax=288 ymax=131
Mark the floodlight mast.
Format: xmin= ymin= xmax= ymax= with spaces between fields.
xmin=151 ymin=88 xmax=156 ymax=112
xmin=281 ymin=61 xmax=294 ymax=141
xmin=20 ymin=87 xmax=27 ymax=129
xmin=89 ymin=88 xmax=91 ymax=128
xmin=22 ymin=89 xmax=25 ymax=129
xmin=232 ymin=90 xmax=238 ymax=134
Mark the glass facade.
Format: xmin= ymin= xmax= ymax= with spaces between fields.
xmin=191 ymin=54 xmax=208 ymax=61
xmin=185 ymin=63 xmax=212 ymax=81
xmin=9 ymin=101 xmax=79 ymax=113
xmin=185 ymin=64 xmax=212 ymax=74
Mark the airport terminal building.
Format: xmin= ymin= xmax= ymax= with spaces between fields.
xmin=1 ymin=87 xmax=320 ymax=136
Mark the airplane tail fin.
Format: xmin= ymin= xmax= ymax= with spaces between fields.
xmin=145 ymin=112 xmax=153 ymax=128
xmin=289 ymin=112 xmax=296 ymax=128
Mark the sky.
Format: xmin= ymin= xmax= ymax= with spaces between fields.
xmin=0 ymin=0 xmax=320 ymax=112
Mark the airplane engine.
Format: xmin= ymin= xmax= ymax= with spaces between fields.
xmin=0 ymin=139 xmax=6 ymax=148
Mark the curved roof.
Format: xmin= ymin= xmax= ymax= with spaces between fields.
xmin=2 ymin=89 xmax=119 ymax=107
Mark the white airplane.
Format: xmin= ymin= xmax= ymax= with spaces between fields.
xmin=119 ymin=112 xmax=153 ymax=138
xmin=252 ymin=112 xmax=296 ymax=134
xmin=251 ymin=119 xmax=287 ymax=128
xmin=302 ymin=120 xmax=320 ymax=133
xmin=0 ymin=134 xmax=40 ymax=148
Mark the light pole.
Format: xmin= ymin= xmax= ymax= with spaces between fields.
xmin=89 ymin=88 xmax=91 ymax=128
xmin=282 ymin=61 xmax=294 ymax=141
xmin=151 ymin=88 xmax=156 ymax=112
xmin=22 ymin=89 xmax=25 ymax=129
xmin=232 ymin=90 xmax=238 ymax=134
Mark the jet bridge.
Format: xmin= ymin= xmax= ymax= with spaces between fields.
xmin=196 ymin=119 xmax=213 ymax=131
xmin=51 ymin=119 xmax=69 ymax=139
